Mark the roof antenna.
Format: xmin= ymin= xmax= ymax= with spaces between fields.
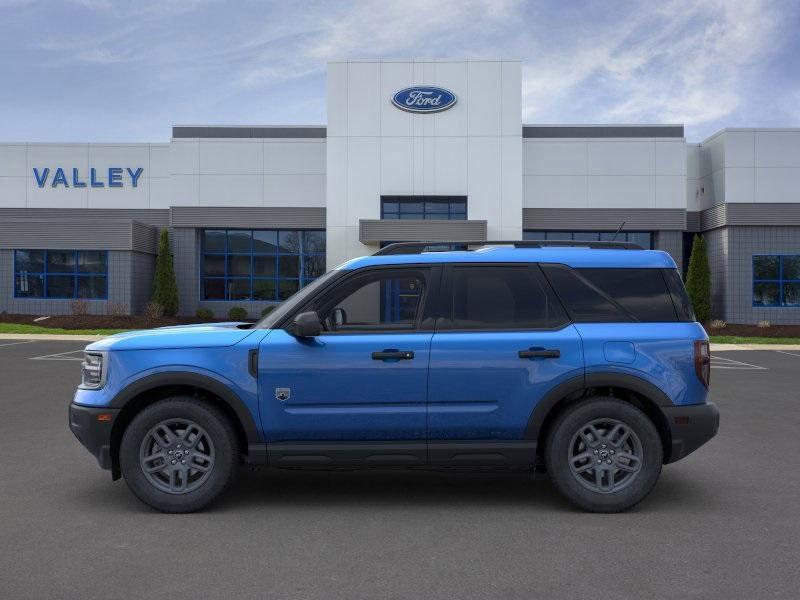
xmin=611 ymin=220 xmax=626 ymax=241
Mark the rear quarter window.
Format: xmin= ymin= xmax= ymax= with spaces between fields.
xmin=541 ymin=265 xmax=680 ymax=322
xmin=662 ymin=268 xmax=696 ymax=322
xmin=540 ymin=265 xmax=627 ymax=322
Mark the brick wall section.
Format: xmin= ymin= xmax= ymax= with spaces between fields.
xmin=130 ymin=252 xmax=155 ymax=314
xmin=654 ymin=230 xmax=683 ymax=272
xmin=107 ymin=251 xmax=132 ymax=314
xmin=703 ymin=228 xmax=729 ymax=321
xmin=724 ymin=226 xmax=800 ymax=325
xmin=172 ymin=228 xmax=200 ymax=317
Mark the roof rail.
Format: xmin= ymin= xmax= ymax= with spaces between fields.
xmin=374 ymin=240 xmax=643 ymax=256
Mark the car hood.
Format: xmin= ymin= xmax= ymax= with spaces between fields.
xmin=86 ymin=322 xmax=257 ymax=351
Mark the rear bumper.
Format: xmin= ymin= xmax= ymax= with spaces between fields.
xmin=662 ymin=402 xmax=719 ymax=463
xmin=69 ymin=403 xmax=120 ymax=471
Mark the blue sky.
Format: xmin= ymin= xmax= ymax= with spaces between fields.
xmin=1 ymin=0 xmax=798 ymax=142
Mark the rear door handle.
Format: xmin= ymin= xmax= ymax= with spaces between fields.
xmin=518 ymin=348 xmax=560 ymax=359
xmin=372 ymin=349 xmax=415 ymax=360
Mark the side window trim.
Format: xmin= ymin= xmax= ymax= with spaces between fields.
xmin=661 ymin=268 xmax=693 ymax=322
xmin=436 ymin=263 xmax=572 ymax=333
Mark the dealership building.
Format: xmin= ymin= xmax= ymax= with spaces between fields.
xmin=1 ymin=59 xmax=799 ymax=324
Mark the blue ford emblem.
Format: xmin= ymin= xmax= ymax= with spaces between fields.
xmin=392 ymin=86 xmax=457 ymax=113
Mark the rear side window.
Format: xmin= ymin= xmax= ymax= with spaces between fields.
xmin=577 ymin=269 xmax=678 ymax=322
xmin=446 ymin=266 xmax=568 ymax=330
xmin=540 ymin=265 xmax=628 ymax=322
xmin=662 ymin=268 xmax=696 ymax=322
xmin=542 ymin=265 xmax=680 ymax=322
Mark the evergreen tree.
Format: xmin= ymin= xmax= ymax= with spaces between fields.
xmin=151 ymin=229 xmax=179 ymax=316
xmin=685 ymin=234 xmax=711 ymax=323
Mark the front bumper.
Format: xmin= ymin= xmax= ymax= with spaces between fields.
xmin=662 ymin=401 xmax=720 ymax=463
xmin=69 ymin=403 xmax=120 ymax=471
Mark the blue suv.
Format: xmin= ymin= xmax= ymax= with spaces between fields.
xmin=69 ymin=241 xmax=719 ymax=513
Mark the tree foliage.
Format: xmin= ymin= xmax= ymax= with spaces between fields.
xmin=152 ymin=229 xmax=179 ymax=317
xmin=685 ymin=234 xmax=711 ymax=323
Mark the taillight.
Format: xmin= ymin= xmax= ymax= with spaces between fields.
xmin=694 ymin=340 xmax=710 ymax=389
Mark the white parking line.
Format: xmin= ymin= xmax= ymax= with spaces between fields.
xmin=775 ymin=350 xmax=800 ymax=358
xmin=30 ymin=349 xmax=85 ymax=361
xmin=0 ymin=340 xmax=35 ymax=348
xmin=711 ymin=355 xmax=767 ymax=370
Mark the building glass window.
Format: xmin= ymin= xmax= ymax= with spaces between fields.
xmin=201 ymin=229 xmax=325 ymax=302
xmin=753 ymin=255 xmax=800 ymax=307
xmin=523 ymin=230 xmax=653 ymax=249
xmin=381 ymin=196 xmax=467 ymax=220
xmin=14 ymin=250 xmax=108 ymax=299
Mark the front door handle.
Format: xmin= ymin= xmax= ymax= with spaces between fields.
xmin=519 ymin=348 xmax=560 ymax=359
xmin=372 ymin=349 xmax=415 ymax=360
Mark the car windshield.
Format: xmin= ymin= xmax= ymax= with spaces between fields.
xmin=254 ymin=270 xmax=338 ymax=329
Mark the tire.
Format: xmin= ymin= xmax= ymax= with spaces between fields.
xmin=545 ymin=397 xmax=663 ymax=513
xmin=119 ymin=397 xmax=239 ymax=513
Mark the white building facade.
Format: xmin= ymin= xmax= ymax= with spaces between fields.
xmin=1 ymin=59 xmax=799 ymax=324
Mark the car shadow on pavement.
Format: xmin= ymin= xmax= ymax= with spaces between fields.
xmin=67 ymin=464 xmax=714 ymax=515
xmin=222 ymin=468 xmax=565 ymax=510
xmin=211 ymin=466 xmax=713 ymax=514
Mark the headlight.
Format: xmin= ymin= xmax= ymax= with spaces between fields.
xmin=80 ymin=352 xmax=107 ymax=389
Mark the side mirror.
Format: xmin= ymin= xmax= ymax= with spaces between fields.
xmin=290 ymin=311 xmax=322 ymax=338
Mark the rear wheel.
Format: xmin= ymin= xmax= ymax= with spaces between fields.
xmin=120 ymin=397 xmax=238 ymax=513
xmin=545 ymin=397 xmax=662 ymax=512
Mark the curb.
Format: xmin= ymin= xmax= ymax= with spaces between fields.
xmin=0 ymin=334 xmax=107 ymax=342
xmin=710 ymin=343 xmax=800 ymax=351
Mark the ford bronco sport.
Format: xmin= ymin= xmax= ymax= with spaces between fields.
xmin=69 ymin=240 xmax=719 ymax=513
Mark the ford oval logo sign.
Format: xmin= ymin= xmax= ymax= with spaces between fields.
xmin=392 ymin=86 xmax=457 ymax=113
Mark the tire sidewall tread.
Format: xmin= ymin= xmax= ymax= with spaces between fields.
xmin=545 ymin=396 xmax=663 ymax=513
xmin=119 ymin=396 xmax=238 ymax=513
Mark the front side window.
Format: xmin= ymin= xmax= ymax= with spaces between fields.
xmin=753 ymin=255 xmax=800 ymax=307
xmin=312 ymin=269 xmax=429 ymax=332
xmin=445 ymin=266 xmax=568 ymax=330
xmin=201 ymin=229 xmax=326 ymax=301
xmin=14 ymin=250 xmax=108 ymax=299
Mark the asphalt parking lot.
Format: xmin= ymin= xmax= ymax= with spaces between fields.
xmin=1 ymin=340 xmax=798 ymax=599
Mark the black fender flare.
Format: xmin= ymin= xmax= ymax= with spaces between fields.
xmin=523 ymin=372 xmax=672 ymax=441
xmin=108 ymin=371 xmax=260 ymax=444
xmin=523 ymin=374 xmax=585 ymax=440
xmin=584 ymin=372 xmax=672 ymax=406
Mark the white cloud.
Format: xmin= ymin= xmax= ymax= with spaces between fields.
xmin=2 ymin=0 xmax=796 ymax=141
xmin=232 ymin=0 xmax=521 ymax=88
xmin=520 ymin=0 xmax=784 ymax=132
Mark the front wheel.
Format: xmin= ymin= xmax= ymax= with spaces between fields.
xmin=119 ymin=397 xmax=238 ymax=513
xmin=545 ymin=397 xmax=663 ymax=513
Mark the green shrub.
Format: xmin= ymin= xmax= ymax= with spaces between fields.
xmin=685 ymin=234 xmax=711 ymax=323
xmin=151 ymin=229 xmax=179 ymax=316
xmin=228 ymin=306 xmax=248 ymax=321
xmin=261 ymin=305 xmax=277 ymax=317
xmin=195 ymin=308 xmax=214 ymax=320
xmin=144 ymin=301 xmax=164 ymax=322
